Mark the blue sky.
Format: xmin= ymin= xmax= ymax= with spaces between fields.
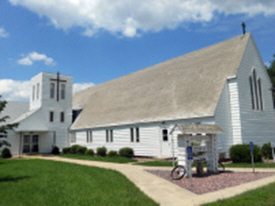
xmin=0 ymin=0 xmax=275 ymax=101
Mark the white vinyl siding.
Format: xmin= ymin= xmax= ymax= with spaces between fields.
xmin=236 ymin=36 xmax=275 ymax=146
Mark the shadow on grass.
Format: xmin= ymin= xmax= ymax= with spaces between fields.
xmin=0 ymin=176 xmax=31 ymax=183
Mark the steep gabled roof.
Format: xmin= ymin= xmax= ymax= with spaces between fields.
xmin=71 ymin=34 xmax=251 ymax=130
xmin=0 ymin=101 xmax=29 ymax=126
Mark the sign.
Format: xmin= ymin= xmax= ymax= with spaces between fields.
xmin=192 ymin=146 xmax=207 ymax=153
xmin=187 ymin=146 xmax=193 ymax=160
xmin=250 ymin=142 xmax=254 ymax=153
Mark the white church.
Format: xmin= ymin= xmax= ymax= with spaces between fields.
xmin=1 ymin=33 xmax=275 ymax=158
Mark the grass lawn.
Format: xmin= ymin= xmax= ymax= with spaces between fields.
xmin=223 ymin=162 xmax=275 ymax=168
xmin=0 ymin=159 xmax=157 ymax=206
xmin=203 ymin=182 xmax=275 ymax=206
xmin=59 ymin=154 xmax=136 ymax=164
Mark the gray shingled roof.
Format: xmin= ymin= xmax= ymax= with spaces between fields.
xmin=0 ymin=101 xmax=29 ymax=126
xmin=71 ymin=34 xmax=251 ymax=130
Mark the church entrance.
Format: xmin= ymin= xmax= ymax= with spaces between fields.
xmin=23 ymin=135 xmax=39 ymax=154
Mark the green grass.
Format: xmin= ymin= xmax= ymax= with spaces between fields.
xmin=59 ymin=154 xmax=137 ymax=164
xmin=0 ymin=159 xmax=157 ymax=206
xmin=203 ymin=182 xmax=275 ymax=206
xmin=223 ymin=162 xmax=275 ymax=168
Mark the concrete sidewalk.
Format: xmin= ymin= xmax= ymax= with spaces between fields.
xmin=35 ymin=156 xmax=275 ymax=206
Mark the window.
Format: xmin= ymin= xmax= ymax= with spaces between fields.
xmin=106 ymin=130 xmax=113 ymax=143
xmin=253 ymin=70 xmax=259 ymax=110
xmin=130 ymin=128 xmax=134 ymax=142
xmin=49 ymin=111 xmax=54 ymax=122
xmin=32 ymin=85 xmax=35 ymax=101
xmin=162 ymin=129 xmax=168 ymax=141
xmin=61 ymin=84 xmax=65 ymax=100
xmin=136 ymin=128 xmax=139 ymax=142
xmin=60 ymin=112 xmax=65 ymax=123
xmin=106 ymin=130 xmax=109 ymax=142
xmin=258 ymin=78 xmax=264 ymax=111
xmin=130 ymin=127 xmax=140 ymax=143
xmin=249 ymin=76 xmax=255 ymax=109
xmin=110 ymin=129 xmax=113 ymax=142
xmin=37 ymin=83 xmax=40 ymax=99
xmin=250 ymin=69 xmax=264 ymax=111
xmin=50 ymin=83 xmax=55 ymax=99
xmin=86 ymin=131 xmax=92 ymax=143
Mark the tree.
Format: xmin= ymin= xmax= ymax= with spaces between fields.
xmin=0 ymin=95 xmax=18 ymax=148
xmin=267 ymin=54 xmax=275 ymax=106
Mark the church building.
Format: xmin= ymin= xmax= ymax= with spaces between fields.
xmin=70 ymin=33 xmax=275 ymax=158
xmin=1 ymin=33 xmax=275 ymax=158
xmin=1 ymin=72 xmax=72 ymax=155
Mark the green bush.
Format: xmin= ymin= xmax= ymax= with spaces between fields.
xmin=52 ymin=146 xmax=60 ymax=155
xmin=1 ymin=148 xmax=12 ymax=158
xmin=230 ymin=144 xmax=262 ymax=163
xmin=70 ymin=145 xmax=82 ymax=154
xmin=119 ymin=147 xmax=134 ymax=158
xmin=107 ymin=150 xmax=118 ymax=157
xmin=62 ymin=147 xmax=71 ymax=154
xmin=85 ymin=149 xmax=95 ymax=156
xmin=96 ymin=147 xmax=107 ymax=157
xmin=76 ymin=146 xmax=87 ymax=154
xmin=261 ymin=142 xmax=273 ymax=159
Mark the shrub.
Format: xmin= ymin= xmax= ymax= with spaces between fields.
xmin=96 ymin=147 xmax=107 ymax=157
xmin=70 ymin=145 xmax=82 ymax=154
xmin=230 ymin=144 xmax=262 ymax=163
xmin=76 ymin=146 xmax=87 ymax=155
xmin=62 ymin=147 xmax=71 ymax=154
xmin=261 ymin=142 xmax=273 ymax=159
xmin=52 ymin=146 xmax=60 ymax=155
xmin=107 ymin=150 xmax=118 ymax=157
xmin=1 ymin=148 xmax=12 ymax=158
xmin=85 ymin=149 xmax=95 ymax=156
xmin=119 ymin=147 xmax=134 ymax=158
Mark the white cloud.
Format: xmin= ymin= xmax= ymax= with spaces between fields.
xmin=17 ymin=51 xmax=55 ymax=66
xmin=0 ymin=79 xmax=94 ymax=102
xmin=9 ymin=0 xmax=275 ymax=37
xmin=0 ymin=27 xmax=9 ymax=38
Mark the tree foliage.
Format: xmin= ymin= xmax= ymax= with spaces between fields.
xmin=267 ymin=54 xmax=275 ymax=106
xmin=0 ymin=95 xmax=18 ymax=148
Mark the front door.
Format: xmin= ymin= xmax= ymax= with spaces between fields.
xmin=161 ymin=129 xmax=171 ymax=157
xmin=23 ymin=135 xmax=39 ymax=154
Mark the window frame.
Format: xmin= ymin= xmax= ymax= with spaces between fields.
xmin=49 ymin=111 xmax=54 ymax=122
xmin=162 ymin=129 xmax=168 ymax=141
xmin=50 ymin=83 xmax=55 ymax=99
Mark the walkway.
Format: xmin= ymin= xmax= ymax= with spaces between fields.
xmin=36 ymin=156 xmax=275 ymax=206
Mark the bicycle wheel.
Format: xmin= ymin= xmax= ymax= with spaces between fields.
xmin=171 ymin=165 xmax=186 ymax=180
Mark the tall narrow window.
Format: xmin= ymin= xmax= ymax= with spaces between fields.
xmin=37 ymin=83 xmax=40 ymax=99
xmin=258 ymin=78 xmax=264 ymax=111
xmin=106 ymin=130 xmax=109 ymax=142
xmin=49 ymin=111 xmax=54 ymax=122
xmin=130 ymin=128 xmax=134 ymax=142
xmin=249 ymin=76 xmax=255 ymax=109
xmin=61 ymin=84 xmax=65 ymax=100
xmin=32 ymin=85 xmax=35 ymax=101
xmin=50 ymin=83 xmax=55 ymax=99
xmin=253 ymin=70 xmax=259 ymax=110
xmin=136 ymin=128 xmax=140 ymax=142
xmin=60 ymin=112 xmax=65 ymax=123
xmin=162 ymin=129 xmax=168 ymax=141
xmin=86 ymin=131 xmax=92 ymax=143
xmin=110 ymin=130 xmax=113 ymax=142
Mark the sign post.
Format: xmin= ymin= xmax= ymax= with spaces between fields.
xmin=271 ymin=143 xmax=275 ymax=163
xmin=250 ymin=142 xmax=255 ymax=173
xmin=187 ymin=146 xmax=193 ymax=186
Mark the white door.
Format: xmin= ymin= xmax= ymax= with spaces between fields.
xmin=161 ymin=129 xmax=171 ymax=157
xmin=23 ymin=135 xmax=39 ymax=154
